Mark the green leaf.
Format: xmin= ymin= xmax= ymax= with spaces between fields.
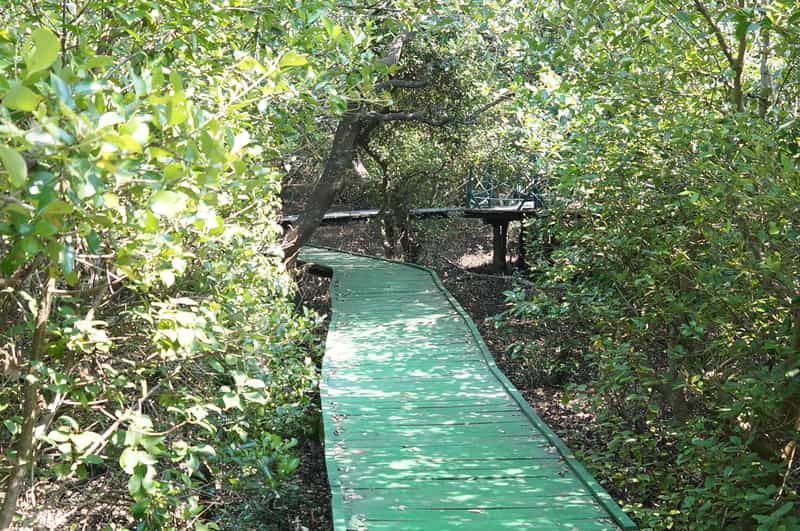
xmin=169 ymin=71 xmax=185 ymax=95
xmin=770 ymin=502 xmax=795 ymax=521
xmin=0 ymin=145 xmax=28 ymax=188
xmin=86 ymin=230 xmax=101 ymax=253
xmin=119 ymin=448 xmax=156 ymax=474
xmin=51 ymin=75 xmax=73 ymax=107
xmin=33 ymin=218 xmax=58 ymax=237
xmin=40 ymin=199 xmax=73 ymax=217
xmin=47 ymin=429 xmax=70 ymax=443
xmin=167 ymin=95 xmax=188 ymax=125
xmin=149 ymin=190 xmax=188 ymax=218
xmin=128 ymin=472 xmax=142 ymax=495
xmin=19 ymin=235 xmax=42 ymax=256
xmin=221 ymin=392 xmax=241 ymax=410
xmin=23 ymin=27 xmax=60 ymax=76
xmin=102 ymin=134 xmax=142 ymax=153
xmin=130 ymin=500 xmax=149 ymax=519
xmin=279 ymin=51 xmax=308 ymax=68
xmin=160 ymin=269 xmax=176 ymax=287
xmin=143 ymin=210 xmax=159 ymax=232
xmin=4 ymin=419 xmax=19 ymax=435
xmin=60 ymin=244 xmax=75 ymax=274
xmin=85 ymin=55 xmax=114 ymax=70
xmin=3 ymin=84 xmax=42 ymax=112
xmin=70 ymin=431 xmax=102 ymax=452
xmin=98 ymin=112 xmax=125 ymax=128
xmin=140 ymin=435 xmax=164 ymax=454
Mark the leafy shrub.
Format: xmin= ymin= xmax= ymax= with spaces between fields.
xmin=0 ymin=11 xmax=322 ymax=528
xmin=501 ymin=107 xmax=800 ymax=529
xmin=494 ymin=2 xmax=800 ymax=525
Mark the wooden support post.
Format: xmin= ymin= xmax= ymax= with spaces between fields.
xmin=518 ymin=219 xmax=526 ymax=270
xmin=492 ymin=221 xmax=509 ymax=271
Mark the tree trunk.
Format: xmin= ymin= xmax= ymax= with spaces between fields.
xmin=399 ymin=211 xmax=416 ymax=261
xmin=759 ymin=26 xmax=772 ymax=118
xmin=0 ymin=277 xmax=55 ymax=530
xmin=731 ymin=0 xmax=748 ymax=112
xmin=381 ymin=214 xmax=396 ymax=259
xmin=281 ymin=34 xmax=411 ymax=262
xmin=380 ymin=170 xmax=396 ymax=258
xmin=282 ymin=109 xmax=368 ymax=261
xmin=692 ymin=0 xmax=747 ymax=112
xmin=517 ymin=219 xmax=526 ymax=270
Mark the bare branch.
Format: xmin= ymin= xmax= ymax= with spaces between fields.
xmin=374 ymin=78 xmax=432 ymax=92
xmin=0 ymin=195 xmax=34 ymax=211
xmin=467 ymin=92 xmax=516 ymax=121
xmin=0 ymin=278 xmax=19 ymax=289
xmin=692 ymin=0 xmax=736 ymax=69
xmin=361 ymin=91 xmax=515 ymax=127
xmin=363 ymin=110 xmax=434 ymax=123
xmin=358 ymin=139 xmax=388 ymax=177
xmin=379 ymin=32 xmax=413 ymax=66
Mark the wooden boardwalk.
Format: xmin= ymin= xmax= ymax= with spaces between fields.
xmin=299 ymin=246 xmax=636 ymax=531
xmin=280 ymin=207 xmax=464 ymax=226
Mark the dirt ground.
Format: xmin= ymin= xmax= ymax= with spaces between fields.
xmin=287 ymin=217 xmax=608 ymax=530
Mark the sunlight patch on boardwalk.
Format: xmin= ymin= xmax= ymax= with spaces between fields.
xmin=299 ymin=246 xmax=636 ymax=531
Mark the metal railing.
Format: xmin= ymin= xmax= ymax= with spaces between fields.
xmin=465 ymin=168 xmax=543 ymax=209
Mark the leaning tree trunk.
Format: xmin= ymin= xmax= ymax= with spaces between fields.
xmin=282 ymin=109 xmax=367 ymax=262
xmin=281 ymin=34 xmax=411 ymax=262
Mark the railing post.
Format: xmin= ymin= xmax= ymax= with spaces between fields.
xmin=466 ymin=167 xmax=473 ymax=208
xmin=492 ymin=221 xmax=509 ymax=271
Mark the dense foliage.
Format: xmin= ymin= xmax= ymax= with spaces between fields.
xmin=498 ymin=1 xmax=800 ymax=528
xmin=0 ymin=2 xmax=333 ymax=528
xmin=4 ymin=0 xmax=799 ymax=529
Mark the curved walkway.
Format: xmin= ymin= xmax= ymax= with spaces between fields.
xmin=299 ymin=246 xmax=636 ymax=531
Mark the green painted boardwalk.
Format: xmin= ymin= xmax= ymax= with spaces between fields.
xmin=299 ymin=246 xmax=636 ymax=531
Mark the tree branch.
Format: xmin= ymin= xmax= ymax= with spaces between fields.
xmin=363 ymin=110 xmax=435 ymax=123
xmin=361 ymin=91 xmax=515 ymax=127
xmin=374 ymin=78 xmax=432 ymax=92
xmin=0 ymin=278 xmax=19 ymax=289
xmin=358 ymin=139 xmax=388 ymax=177
xmin=378 ymin=32 xmax=413 ymax=66
xmin=467 ymin=92 xmax=516 ymax=121
xmin=734 ymin=3 xmax=748 ymax=70
xmin=692 ymin=0 xmax=736 ymax=69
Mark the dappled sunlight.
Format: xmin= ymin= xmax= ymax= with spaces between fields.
xmin=299 ymin=246 xmax=633 ymax=530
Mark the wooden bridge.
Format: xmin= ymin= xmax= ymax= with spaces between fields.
xmin=299 ymin=246 xmax=636 ymax=530
xmin=283 ymin=202 xmax=538 ymax=271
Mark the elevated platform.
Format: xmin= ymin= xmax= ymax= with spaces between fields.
xmin=283 ymin=203 xmax=539 ymax=271
xmin=280 ymin=207 xmax=463 ymax=227
xmin=463 ymin=202 xmax=539 ymax=270
xmin=299 ymin=246 xmax=636 ymax=531
xmin=463 ymin=201 xmax=539 ymax=222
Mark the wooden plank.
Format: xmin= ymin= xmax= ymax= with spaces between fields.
xmin=360 ymin=515 xmax=618 ymax=531
xmin=298 ymin=246 xmax=637 ymax=531
xmin=336 ymin=458 xmax=569 ymax=481
xmin=331 ymin=442 xmax=561 ymax=464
